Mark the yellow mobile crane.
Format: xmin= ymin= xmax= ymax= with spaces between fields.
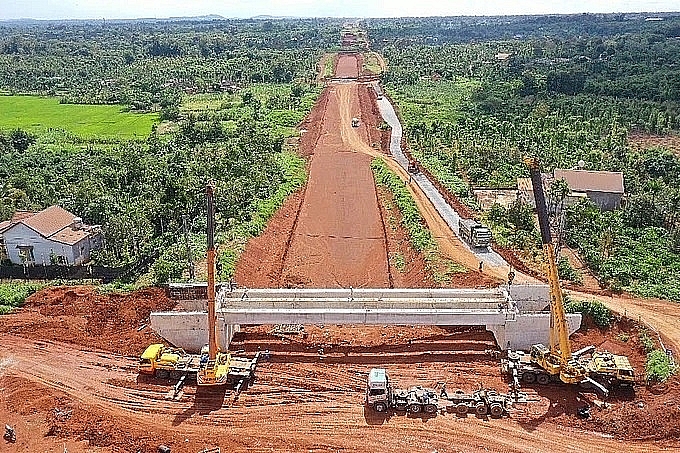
xmin=140 ymin=184 xmax=259 ymax=392
xmin=197 ymin=184 xmax=260 ymax=388
xmin=196 ymin=183 xmax=230 ymax=386
xmin=502 ymin=157 xmax=634 ymax=397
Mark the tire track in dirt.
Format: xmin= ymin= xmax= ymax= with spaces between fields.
xmin=279 ymin=75 xmax=390 ymax=288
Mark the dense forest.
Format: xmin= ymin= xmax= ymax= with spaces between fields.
xmin=0 ymin=18 xmax=329 ymax=283
xmin=0 ymin=19 xmax=339 ymax=110
xmin=378 ymin=13 xmax=680 ymax=299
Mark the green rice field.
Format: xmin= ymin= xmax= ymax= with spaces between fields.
xmin=0 ymin=95 xmax=158 ymax=138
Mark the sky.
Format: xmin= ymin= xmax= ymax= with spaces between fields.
xmin=1 ymin=0 xmax=678 ymax=21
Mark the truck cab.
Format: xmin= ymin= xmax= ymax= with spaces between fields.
xmin=139 ymin=343 xmax=164 ymax=374
xmin=587 ymin=351 xmax=635 ymax=387
xmin=458 ymin=218 xmax=492 ymax=248
xmin=139 ymin=344 xmax=186 ymax=376
xmin=366 ymin=368 xmax=391 ymax=412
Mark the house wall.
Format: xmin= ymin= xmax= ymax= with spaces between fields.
xmin=3 ymin=223 xmax=76 ymax=265
xmin=586 ymin=191 xmax=622 ymax=211
xmin=70 ymin=234 xmax=102 ymax=265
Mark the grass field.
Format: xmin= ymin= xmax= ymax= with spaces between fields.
xmin=0 ymin=95 xmax=158 ymax=138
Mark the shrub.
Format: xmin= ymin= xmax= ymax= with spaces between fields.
xmin=557 ymin=255 xmax=583 ymax=284
xmin=0 ymin=283 xmax=44 ymax=308
xmin=646 ymin=349 xmax=676 ymax=382
xmin=565 ymin=299 xmax=613 ymax=328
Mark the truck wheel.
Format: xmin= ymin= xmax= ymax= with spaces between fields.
xmin=490 ymin=403 xmax=504 ymax=417
xmin=456 ymin=403 xmax=468 ymax=415
xmin=424 ymin=404 xmax=437 ymax=414
xmin=408 ymin=403 xmax=422 ymax=414
xmin=475 ymin=403 xmax=488 ymax=416
xmin=374 ymin=402 xmax=387 ymax=413
xmin=537 ymin=374 xmax=551 ymax=385
xmin=523 ymin=373 xmax=536 ymax=384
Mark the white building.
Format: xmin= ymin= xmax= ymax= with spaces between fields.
xmin=0 ymin=206 xmax=102 ymax=266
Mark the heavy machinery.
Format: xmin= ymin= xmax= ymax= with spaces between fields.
xmin=365 ymin=368 xmax=438 ymax=414
xmin=139 ymin=184 xmax=260 ymax=393
xmin=502 ymin=157 xmax=634 ymax=396
xmin=365 ymin=368 xmax=523 ymax=417
xmin=351 ymin=117 xmax=360 ymax=127
xmin=458 ymin=218 xmax=492 ymax=248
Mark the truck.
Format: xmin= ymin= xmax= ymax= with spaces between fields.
xmin=501 ymin=158 xmax=635 ymax=397
xmin=366 ymin=368 xmax=438 ymax=414
xmin=365 ymin=368 xmax=521 ymax=417
xmin=458 ymin=218 xmax=492 ymax=248
xmin=351 ymin=117 xmax=360 ymax=127
xmin=445 ymin=388 xmax=511 ymax=417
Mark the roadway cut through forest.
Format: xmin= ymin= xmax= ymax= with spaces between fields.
xmin=235 ymin=53 xmax=496 ymax=289
xmin=2 ymin=53 xmax=679 ymax=453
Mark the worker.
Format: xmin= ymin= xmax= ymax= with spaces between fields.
xmin=508 ymin=268 xmax=516 ymax=286
xmin=479 ymin=261 xmax=483 ymax=272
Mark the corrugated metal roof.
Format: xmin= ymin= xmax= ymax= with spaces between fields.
xmin=554 ymin=169 xmax=624 ymax=194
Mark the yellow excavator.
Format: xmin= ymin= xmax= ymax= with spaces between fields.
xmin=502 ymin=157 xmax=635 ymax=397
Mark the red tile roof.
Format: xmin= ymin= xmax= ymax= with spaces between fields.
xmin=22 ymin=205 xmax=76 ymax=238
xmin=554 ymin=169 xmax=624 ymax=194
xmin=3 ymin=206 xmax=99 ymax=246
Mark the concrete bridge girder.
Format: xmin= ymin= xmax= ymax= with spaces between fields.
xmin=152 ymin=283 xmax=580 ymax=353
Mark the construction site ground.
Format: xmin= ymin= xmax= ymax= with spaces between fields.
xmin=1 ymin=53 xmax=679 ymax=452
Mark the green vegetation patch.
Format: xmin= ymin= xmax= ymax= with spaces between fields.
xmin=372 ymin=158 xmax=437 ymax=253
xmin=0 ymin=96 xmax=158 ymax=138
xmin=638 ymin=329 xmax=676 ymax=382
xmin=565 ymin=299 xmax=613 ymax=329
xmin=0 ymin=282 xmax=45 ymax=314
xmin=372 ymin=158 xmax=464 ymax=283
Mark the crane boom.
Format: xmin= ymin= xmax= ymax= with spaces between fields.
xmin=525 ymin=157 xmax=572 ymax=361
xmin=206 ymin=184 xmax=218 ymax=359
xmin=501 ymin=158 xmax=635 ymax=394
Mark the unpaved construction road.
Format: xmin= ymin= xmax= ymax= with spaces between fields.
xmin=1 ymin=53 xmax=679 ymax=452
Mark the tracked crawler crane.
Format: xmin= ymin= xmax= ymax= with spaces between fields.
xmin=502 ymin=158 xmax=635 ymax=396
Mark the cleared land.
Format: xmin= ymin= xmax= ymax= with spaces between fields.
xmin=0 ymin=95 xmax=158 ymax=138
xmin=1 ymin=53 xmax=679 ymax=453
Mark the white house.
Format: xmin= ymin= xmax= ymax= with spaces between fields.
xmin=1 ymin=206 xmax=103 ymax=266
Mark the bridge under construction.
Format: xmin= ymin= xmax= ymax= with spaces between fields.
xmin=150 ymin=283 xmax=581 ymax=352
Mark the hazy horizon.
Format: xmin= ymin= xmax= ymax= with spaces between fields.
xmin=2 ymin=1 xmax=679 ymax=21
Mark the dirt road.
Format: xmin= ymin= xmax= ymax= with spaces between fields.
xmin=2 ymin=53 xmax=679 ymax=452
xmin=280 ymin=82 xmax=390 ymax=288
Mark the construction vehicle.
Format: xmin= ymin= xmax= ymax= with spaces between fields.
xmin=139 ymin=343 xmax=260 ymax=386
xmin=365 ymin=368 xmax=439 ymax=414
xmin=139 ymin=184 xmax=260 ymax=393
xmin=139 ymin=343 xmax=202 ymax=379
xmin=365 ymin=368 xmax=523 ymax=417
xmin=502 ymin=157 xmax=634 ymax=396
xmin=445 ymin=388 xmax=512 ymax=417
xmin=351 ymin=117 xmax=360 ymax=127
xmin=407 ymin=160 xmax=419 ymax=174
xmin=458 ymin=218 xmax=492 ymax=248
